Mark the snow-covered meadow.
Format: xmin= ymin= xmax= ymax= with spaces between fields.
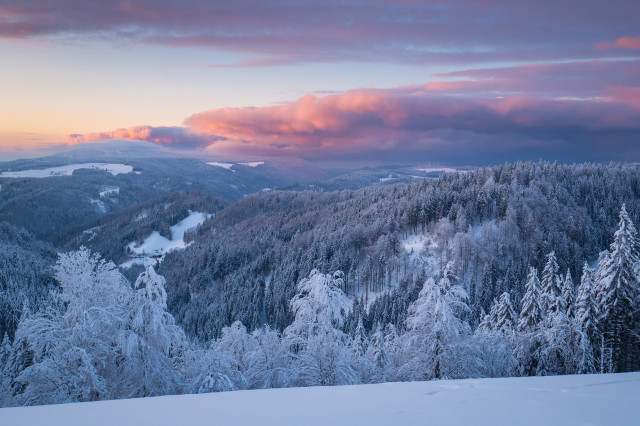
xmin=1 ymin=372 xmax=637 ymax=426
xmin=121 ymin=211 xmax=212 ymax=268
xmin=0 ymin=163 xmax=133 ymax=178
xmin=207 ymin=161 xmax=264 ymax=172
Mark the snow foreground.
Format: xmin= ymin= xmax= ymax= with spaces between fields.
xmin=2 ymin=373 xmax=638 ymax=426
xmin=0 ymin=163 xmax=133 ymax=178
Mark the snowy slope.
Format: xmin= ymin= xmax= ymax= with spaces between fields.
xmin=2 ymin=373 xmax=638 ymax=426
xmin=0 ymin=163 xmax=133 ymax=178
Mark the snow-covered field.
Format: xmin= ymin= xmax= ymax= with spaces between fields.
xmin=1 ymin=373 xmax=638 ymax=426
xmin=207 ymin=161 xmax=264 ymax=171
xmin=415 ymin=166 xmax=460 ymax=173
xmin=0 ymin=163 xmax=133 ymax=178
xmin=240 ymin=161 xmax=264 ymax=167
xmin=120 ymin=211 xmax=212 ymax=268
xmin=207 ymin=161 xmax=234 ymax=170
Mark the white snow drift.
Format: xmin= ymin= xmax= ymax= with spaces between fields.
xmin=1 ymin=372 xmax=637 ymax=426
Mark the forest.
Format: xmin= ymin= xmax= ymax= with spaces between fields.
xmin=0 ymin=161 xmax=639 ymax=406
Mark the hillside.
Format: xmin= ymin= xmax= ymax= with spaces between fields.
xmin=1 ymin=372 xmax=638 ymax=426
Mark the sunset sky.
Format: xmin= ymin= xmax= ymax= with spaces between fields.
xmin=1 ymin=0 xmax=639 ymax=164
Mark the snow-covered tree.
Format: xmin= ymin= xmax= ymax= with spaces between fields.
xmin=187 ymin=321 xmax=250 ymax=394
xmin=541 ymin=252 xmax=563 ymax=315
xmin=574 ymin=264 xmax=598 ymax=374
xmin=576 ymin=265 xmax=598 ymax=344
xmin=0 ymin=333 xmax=14 ymax=405
xmin=493 ymin=292 xmax=517 ymax=334
xmin=562 ymin=270 xmax=575 ymax=318
xmin=367 ymin=323 xmax=386 ymax=377
xmin=244 ymin=326 xmax=294 ymax=389
xmin=402 ymin=277 xmax=472 ymax=380
xmin=118 ymin=266 xmax=186 ymax=398
xmin=518 ymin=267 xmax=543 ymax=333
xmin=535 ymin=311 xmax=580 ymax=376
xmin=296 ymin=329 xmax=357 ymax=387
xmin=283 ymin=270 xmax=355 ymax=387
xmin=472 ymin=330 xmax=518 ymax=378
xmin=9 ymin=248 xmax=132 ymax=405
xmin=285 ymin=270 xmax=352 ymax=343
xmin=350 ymin=317 xmax=373 ymax=383
xmin=477 ymin=308 xmax=492 ymax=332
xmin=595 ymin=205 xmax=640 ymax=372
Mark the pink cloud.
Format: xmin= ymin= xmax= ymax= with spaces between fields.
xmin=615 ymin=36 xmax=640 ymax=49
xmin=66 ymin=126 xmax=222 ymax=148
xmin=183 ymin=87 xmax=640 ymax=161
xmin=67 ymin=58 xmax=640 ymax=163
xmin=598 ymin=35 xmax=640 ymax=50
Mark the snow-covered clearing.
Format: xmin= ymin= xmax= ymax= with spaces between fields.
xmin=99 ymin=186 xmax=119 ymax=197
xmin=240 ymin=161 xmax=264 ymax=167
xmin=402 ymin=232 xmax=441 ymax=274
xmin=207 ymin=162 xmax=235 ymax=171
xmin=120 ymin=211 xmax=211 ymax=269
xmin=207 ymin=161 xmax=264 ymax=171
xmin=415 ymin=166 xmax=459 ymax=174
xmin=2 ymin=373 xmax=638 ymax=426
xmin=0 ymin=163 xmax=133 ymax=178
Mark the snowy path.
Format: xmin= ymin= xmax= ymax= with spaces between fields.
xmin=2 ymin=373 xmax=639 ymax=426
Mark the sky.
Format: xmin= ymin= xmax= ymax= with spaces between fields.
xmin=1 ymin=0 xmax=639 ymax=165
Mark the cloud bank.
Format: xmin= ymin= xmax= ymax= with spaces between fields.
xmin=66 ymin=126 xmax=223 ymax=149
xmin=1 ymin=1 xmax=639 ymax=65
xmin=67 ymin=59 xmax=640 ymax=164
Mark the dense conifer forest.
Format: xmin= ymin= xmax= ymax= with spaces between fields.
xmin=1 ymin=161 xmax=640 ymax=406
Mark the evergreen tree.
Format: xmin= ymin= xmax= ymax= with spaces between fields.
xmin=368 ymin=323 xmax=386 ymax=370
xmin=494 ymin=292 xmax=517 ymax=334
xmin=351 ymin=317 xmax=368 ymax=358
xmin=518 ymin=267 xmax=543 ymax=333
xmin=477 ymin=308 xmax=491 ymax=332
xmin=576 ymin=264 xmax=598 ymax=348
xmin=562 ymin=270 xmax=575 ymax=318
xmin=596 ymin=205 xmax=640 ymax=372
xmin=541 ymin=252 xmax=563 ymax=315
xmin=593 ymin=250 xmax=611 ymax=310
xmin=575 ymin=264 xmax=598 ymax=374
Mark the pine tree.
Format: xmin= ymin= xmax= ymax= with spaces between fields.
xmin=562 ymin=270 xmax=575 ymax=318
xmin=518 ymin=267 xmax=543 ymax=333
xmin=351 ymin=317 xmax=368 ymax=358
xmin=477 ymin=308 xmax=491 ymax=332
xmin=575 ymin=263 xmax=598 ymax=374
xmin=494 ymin=292 xmax=517 ymax=334
xmin=593 ymin=249 xmax=611 ymax=310
xmin=369 ymin=323 xmax=386 ymax=369
xmin=0 ymin=333 xmax=11 ymax=369
xmin=541 ymin=252 xmax=563 ymax=315
xmin=576 ymin=263 xmax=598 ymax=346
xmin=596 ymin=204 xmax=640 ymax=372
